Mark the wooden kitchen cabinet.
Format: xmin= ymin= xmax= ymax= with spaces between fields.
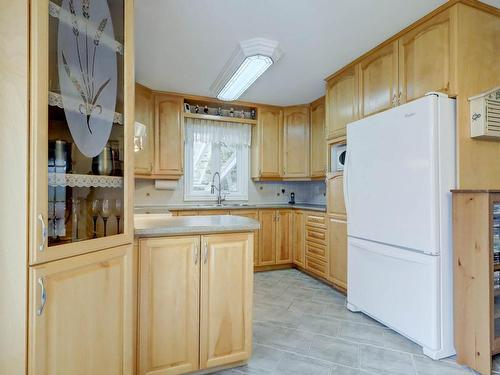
xmin=276 ymin=210 xmax=293 ymax=264
xmin=358 ymin=41 xmax=399 ymax=117
xmin=28 ymin=245 xmax=134 ymax=375
xmin=328 ymin=216 xmax=348 ymax=290
xmin=258 ymin=210 xmax=277 ymax=265
xmin=135 ymin=83 xmax=155 ymax=176
xmin=231 ymin=210 xmax=260 ymax=266
xmin=325 ymin=66 xmax=358 ymax=140
xmin=282 ymin=105 xmax=310 ymax=178
xmin=200 ymin=233 xmax=253 ymax=369
xmin=398 ymin=8 xmax=457 ymax=104
xmin=327 ymin=173 xmax=346 ymax=217
xmin=198 ymin=210 xmax=231 ymax=215
xmin=310 ymin=97 xmax=326 ymax=178
xmin=138 ymin=237 xmax=200 ymax=375
xmin=292 ymin=211 xmax=306 ymax=267
xmin=154 ymin=93 xmax=184 ymax=178
xmin=251 ymin=106 xmax=283 ymax=179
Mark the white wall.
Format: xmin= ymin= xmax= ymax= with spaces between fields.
xmin=135 ymin=177 xmax=326 ymax=207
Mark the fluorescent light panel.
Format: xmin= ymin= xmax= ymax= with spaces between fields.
xmin=217 ymin=55 xmax=273 ymax=101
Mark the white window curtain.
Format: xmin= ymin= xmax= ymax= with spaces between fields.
xmin=185 ymin=118 xmax=251 ymax=148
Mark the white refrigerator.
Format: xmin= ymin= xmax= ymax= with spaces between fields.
xmin=344 ymin=93 xmax=456 ymax=359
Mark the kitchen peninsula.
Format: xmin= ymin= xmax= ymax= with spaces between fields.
xmin=134 ymin=214 xmax=259 ymax=374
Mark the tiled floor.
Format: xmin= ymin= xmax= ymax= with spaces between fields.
xmin=215 ymin=269 xmax=486 ymax=375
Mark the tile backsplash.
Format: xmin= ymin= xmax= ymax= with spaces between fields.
xmin=135 ymin=177 xmax=326 ymax=207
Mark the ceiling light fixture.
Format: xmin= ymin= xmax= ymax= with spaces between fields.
xmin=211 ymin=38 xmax=283 ymax=102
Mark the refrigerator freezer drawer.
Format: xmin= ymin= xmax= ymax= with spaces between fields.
xmin=347 ymin=237 xmax=440 ymax=351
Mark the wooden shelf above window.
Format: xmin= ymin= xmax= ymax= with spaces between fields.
xmin=183 ymin=112 xmax=257 ymax=125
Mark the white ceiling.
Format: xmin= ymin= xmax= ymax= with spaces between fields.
xmin=135 ymin=0 xmax=500 ymax=106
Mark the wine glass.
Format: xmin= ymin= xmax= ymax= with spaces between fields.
xmin=114 ymin=199 xmax=123 ymax=234
xmin=91 ymin=199 xmax=101 ymax=238
xmin=100 ymin=199 xmax=112 ymax=237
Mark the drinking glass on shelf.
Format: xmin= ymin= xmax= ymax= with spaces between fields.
xmin=91 ymin=199 xmax=101 ymax=238
xmin=100 ymin=199 xmax=112 ymax=237
xmin=113 ymin=199 xmax=123 ymax=234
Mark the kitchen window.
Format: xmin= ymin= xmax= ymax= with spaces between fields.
xmin=184 ymin=118 xmax=250 ymax=201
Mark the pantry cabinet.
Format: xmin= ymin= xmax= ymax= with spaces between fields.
xmin=282 ymin=106 xmax=310 ymax=178
xmin=29 ymin=245 xmax=134 ymax=375
xmin=154 ymin=94 xmax=184 ymax=178
xmin=135 ymin=84 xmax=154 ymax=175
xmin=251 ymin=106 xmax=283 ymax=179
xmin=138 ymin=233 xmax=253 ymax=374
xmin=358 ymin=42 xmax=399 ymax=117
xmin=310 ymin=97 xmax=326 ymax=178
xmin=398 ymin=8 xmax=457 ymax=104
xmin=200 ymin=234 xmax=253 ymax=368
xmin=138 ymin=237 xmax=200 ymax=375
xmin=325 ymin=66 xmax=358 ymax=140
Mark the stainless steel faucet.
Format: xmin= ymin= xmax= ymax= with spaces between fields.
xmin=210 ymin=172 xmax=225 ymax=206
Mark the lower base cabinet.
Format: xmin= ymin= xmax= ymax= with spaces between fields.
xmin=138 ymin=233 xmax=253 ymax=375
xmin=327 ymin=216 xmax=347 ymax=290
xmin=29 ymin=245 xmax=134 ymax=375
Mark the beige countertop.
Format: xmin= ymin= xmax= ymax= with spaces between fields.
xmin=136 ymin=203 xmax=326 ymax=213
xmin=134 ymin=215 xmax=260 ymax=237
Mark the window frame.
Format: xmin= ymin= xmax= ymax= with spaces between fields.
xmin=184 ymin=139 xmax=249 ymax=202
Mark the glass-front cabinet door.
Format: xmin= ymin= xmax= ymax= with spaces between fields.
xmin=30 ymin=0 xmax=133 ymax=264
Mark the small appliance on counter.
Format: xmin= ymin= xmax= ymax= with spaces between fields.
xmin=288 ymin=192 xmax=295 ymax=205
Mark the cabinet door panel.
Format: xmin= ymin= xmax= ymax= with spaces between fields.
xmin=293 ymin=211 xmax=306 ymax=267
xmin=310 ymin=98 xmax=326 ymax=177
xmin=327 ymin=173 xmax=346 ymax=217
xmin=138 ymin=237 xmax=199 ymax=375
xmin=358 ymin=42 xmax=399 ymax=117
xmin=283 ymin=106 xmax=310 ymax=178
xmin=231 ymin=210 xmax=260 ymax=266
xmin=135 ymin=84 xmax=154 ymax=175
xmin=325 ymin=67 xmax=358 ymax=140
xmin=328 ymin=217 xmax=347 ymax=290
xmin=200 ymin=233 xmax=253 ymax=369
xmin=155 ymin=94 xmax=183 ymax=177
xmin=259 ymin=210 xmax=276 ymax=265
xmin=276 ymin=210 xmax=293 ymax=264
xmin=254 ymin=107 xmax=282 ymax=178
xmin=399 ymin=9 xmax=456 ymax=103
xmin=29 ymin=245 xmax=134 ymax=375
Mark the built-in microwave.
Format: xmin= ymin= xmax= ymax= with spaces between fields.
xmin=330 ymin=144 xmax=346 ymax=172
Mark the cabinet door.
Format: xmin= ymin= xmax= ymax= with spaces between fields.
xmin=30 ymin=0 xmax=134 ymax=265
xmin=253 ymin=107 xmax=282 ymax=178
xmin=292 ymin=211 xmax=306 ymax=267
xmin=135 ymin=84 xmax=154 ymax=175
xmin=28 ymin=245 xmax=134 ymax=375
xmin=138 ymin=237 xmax=200 ymax=375
xmin=200 ymin=233 xmax=253 ymax=369
xmin=154 ymin=94 xmax=183 ymax=177
xmin=276 ymin=210 xmax=293 ymax=264
xmin=328 ymin=216 xmax=347 ymax=290
xmin=283 ymin=106 xmax=310 ymax=178
xmin=310 ymin=98 xmax=326 ymax=177
xmin=259 ymin=210 xmax=277 ymax=265
xmin=231 ymin=210 xmax=260 ymax=266
xmin=358 ymin=42 xmax=399 ymax=117
xmin=398 ymin=8 xmax=456 ymax=104
xmin=327 ymin=173 xmax=346 ymax=217
xmin=325 ymin=66 xmax=358 ymax=140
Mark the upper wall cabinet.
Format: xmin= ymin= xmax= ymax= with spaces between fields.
xmin=358 ymin=42 xmax=399 ymax=117
xmin=135 ymin=84 xmax=154 ymax=176
xmin=398 ymin=8 xmax=457 ymax=104
xmin=30 ymin=0 xmax=134 ymax=265
xmin=283 ymin=106 xmax=310 ymax=178
xmin=154 ymin=94 xmax=184 ymax=179
xmin=310 ymin=97 xmax=326 ymax=178
xmin=325 ymin=66 xmax=358 ymax=140
xmin=251 ymin=106 xmax=283 ymax=179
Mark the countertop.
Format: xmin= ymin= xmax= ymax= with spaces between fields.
xmin=138 ymin=203 xmax=327 ymax=213
xmin=135 ymin=215 xmax=261 ymax=237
